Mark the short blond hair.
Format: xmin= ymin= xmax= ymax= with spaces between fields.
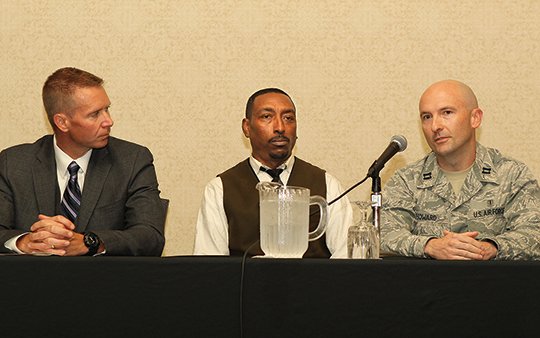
xmin=42 ymin=67 xmax=103 ymax=126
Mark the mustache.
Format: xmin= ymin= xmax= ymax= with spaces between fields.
xmin=270 ymin=135 xmax=290 ymax=143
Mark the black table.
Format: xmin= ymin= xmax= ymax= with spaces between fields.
xmin=2 ymin=255 xmax=539 ymax=338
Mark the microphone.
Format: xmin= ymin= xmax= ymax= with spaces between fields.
xmin=327 ymin=135 xmax=407 ymax=206
xmin=367 ymin=135 xmax=407 ymax=178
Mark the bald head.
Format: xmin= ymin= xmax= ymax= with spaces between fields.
xmin=420 ymin=80 xmax=478 ymax=112
xmin=418 ymin=80 xmax=483 ymax=171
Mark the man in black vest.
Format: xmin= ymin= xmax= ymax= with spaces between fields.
xmin=194 ymin=88 xmax=351 ymax=257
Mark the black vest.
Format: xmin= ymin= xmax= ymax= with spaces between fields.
xmin=219 ymin=157 xmax=331 ymax=257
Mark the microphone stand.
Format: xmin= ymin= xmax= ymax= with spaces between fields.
xmin=370 ymin=173 xmax=382 ymax=258
xmin=371 ymin=175 xmax=381 ymax=234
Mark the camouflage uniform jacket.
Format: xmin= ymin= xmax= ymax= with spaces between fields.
xmin=380 ymin=143 xmax=540 ymax=260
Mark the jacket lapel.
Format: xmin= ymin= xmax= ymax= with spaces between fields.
xmin=76 ymin=146 xmax=111 ymax=232
xmin=32 ymin=136 xmax=58 ymax=216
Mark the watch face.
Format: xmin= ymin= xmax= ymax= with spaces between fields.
xmin=84 ymin=233 xmax=99 ymax=248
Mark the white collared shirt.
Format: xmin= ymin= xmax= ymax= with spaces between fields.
xmin=251 ymin=155 xmax=292 ymax=185
xmin=193 ymin=156 xmax=352 ymax=258
xmin=53 ymin=136 xmax=92 ymax=201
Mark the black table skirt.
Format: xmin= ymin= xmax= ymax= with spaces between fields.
xmin=2 ymin=255 xmax=538 ymax=338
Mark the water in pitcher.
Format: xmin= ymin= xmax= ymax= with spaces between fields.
xmin=260 ymin=199 xmax=309 ymax=258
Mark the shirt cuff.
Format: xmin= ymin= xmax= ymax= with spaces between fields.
xmin=94 ymin=249 xmax=106 ymax=256
xmin=4 ymin=233 xmax=28 ymax=254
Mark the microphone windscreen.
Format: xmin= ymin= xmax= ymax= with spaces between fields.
xmin=391 ymin=135 xmax=407 ymax=152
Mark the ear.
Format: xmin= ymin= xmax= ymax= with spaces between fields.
xmin=470 ymin=108 xmax=483 ymax=129
xmin=53 ymin=113 xmax=70 ymax=132
xmin=242 ymin=118 xmax=250 ymax=138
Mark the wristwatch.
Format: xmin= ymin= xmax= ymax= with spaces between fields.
xmin=83 ymin=232 xmax=101 ymax=256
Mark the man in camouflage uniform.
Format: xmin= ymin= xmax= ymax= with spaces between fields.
xmin=381 ymin=80 xmax=540 ymax=260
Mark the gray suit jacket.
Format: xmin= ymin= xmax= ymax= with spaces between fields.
xmin=0 ymin=135 xmax=165 ymax=256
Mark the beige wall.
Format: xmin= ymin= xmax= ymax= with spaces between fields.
xmin=1 ymin=0 xmax=538 ymax=256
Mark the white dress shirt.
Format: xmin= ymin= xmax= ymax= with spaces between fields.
xmin=194 ymin=156 xmax=352 ymax=258
xmin=53 ymin=139 xmax=92 ymax=201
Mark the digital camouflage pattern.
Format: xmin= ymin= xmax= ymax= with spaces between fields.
xmin=381 ymin=143 xmax=540 ymax=260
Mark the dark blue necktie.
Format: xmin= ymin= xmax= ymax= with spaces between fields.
xmin=61 ymin=161 xmax=82 ymax=222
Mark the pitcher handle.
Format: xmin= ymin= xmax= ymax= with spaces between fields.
xmin=308 ymin=195 xmax=328 ymax=241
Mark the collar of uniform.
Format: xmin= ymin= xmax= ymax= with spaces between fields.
xmin=416 ymin=151 xmax=439 ymax=189
xmin=470 ymin=143 xmax=498 ymax=184
xmin=53 ymin=135 xmax=93 ymax=179
xmin=417 ymin=142 xmax=498 ymax=189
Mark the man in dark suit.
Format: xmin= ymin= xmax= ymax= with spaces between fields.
xmin=0 ymin=67 xmax=165 ymax=256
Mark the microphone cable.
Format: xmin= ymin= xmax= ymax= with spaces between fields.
xmin=239 ymin=239 xmax=260 ymax=338
xmin=328 ymin=175 xmax=369 ymax=206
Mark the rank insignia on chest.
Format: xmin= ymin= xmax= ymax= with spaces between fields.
xmin=423 ymin=172 xmax=432 ymax=180
xmin=482 ymin=167 xmax=492 ymax=175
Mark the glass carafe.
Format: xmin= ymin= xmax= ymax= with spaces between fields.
xmin=347 ymin=201 xmax=379 ymax=259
